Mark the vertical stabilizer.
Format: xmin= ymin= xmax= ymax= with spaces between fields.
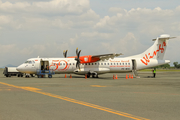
xmin=131 ymin=34 xmax=175 ymax=66
xmin=142 ymin=34 xmax=174 ymax=60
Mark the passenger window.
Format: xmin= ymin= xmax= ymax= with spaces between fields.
xmin=122 ymin=63 xmax=124 ymax=65
xmin=111 ymin=63 xmax=112 ymax=65
xmin=89 ymin=63 xmax=90 ymax=65
xmin=104 ymin=63 xmax=106 ymax=65
xmin=92 ymin=63 xmax=93 ymax=65
xmin=107 ymin=63 xmax=109 ymax=65
xmin=69 ymin=63 xmax=71 ymax=65
xmin=85 ymin=63 xmax=87 ymax=65
xmin=120 ymin=63 xmax=121 ymax=65
xmin=128 ymin=63 xmax=130 ymax=65
xmin=95 ymin=63 xmax=97 ymax=65
xmin=114 ymin=63 xmax=115 ymax=65
xmin=63 ymin=63 xmax=65 ymax=65
xmin=60 ymin=63 xmax=62 ymax=65
xmin=98 ymin=63 xmax=100 ymax=65
xmin=101 ymin=63 xmax=103 ymax=65
xmin=117 ymin=63 xmax=118 ymax=65
xmin=125 ymin=63 xmax=127 ymax=65
xmin=73 ymin=63 xmax=75 ymax=65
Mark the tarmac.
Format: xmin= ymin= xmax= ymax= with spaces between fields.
xmin=0 ymin=69 xmax=180 ymax=120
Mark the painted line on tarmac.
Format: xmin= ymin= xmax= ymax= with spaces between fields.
xmin=91 ymin=85 xmax=107 ymax=87
xmin=0 ymin=82 xmax=149 ymax=120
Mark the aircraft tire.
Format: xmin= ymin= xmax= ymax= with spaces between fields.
xmin=48 ymin=75 xmax=52 ymax=78
xmin=38 ymin=75 xmax=41 ymax=78
xmin=87 ymin=74 xmax=90 ymax=78
xmin=95 ymin=74 xmax=99 ymax=78
xmin=92 ymin=75 xmax=95 ymax=78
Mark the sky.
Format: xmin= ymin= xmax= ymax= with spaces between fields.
xmin=0 ymin=0 xmax=180 ymax=67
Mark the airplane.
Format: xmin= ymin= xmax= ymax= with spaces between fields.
xmin=16 ymin=34 xmax=175 ymax=78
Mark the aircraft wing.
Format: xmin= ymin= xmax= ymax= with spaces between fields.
xmin=91 ymin=53 xmax=123 ymax=61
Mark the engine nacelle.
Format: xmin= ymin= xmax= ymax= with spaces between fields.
xmin=79 ymin=55 xmax=100 ymax=63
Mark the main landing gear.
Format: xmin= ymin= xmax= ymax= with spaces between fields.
xmin=86 ymin=73 xmax=98 ymax=78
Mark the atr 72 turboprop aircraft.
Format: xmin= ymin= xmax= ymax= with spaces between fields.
xmin=16 ymin=34 xmax=175 ymax=78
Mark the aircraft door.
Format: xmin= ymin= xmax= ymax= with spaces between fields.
xmin=132 ymin=59 xmax=139 ymax=77
xmin=132 ymin=59 xmax=136 ymax=70
xmin=40 ymin=60 xmax=49 ymax=70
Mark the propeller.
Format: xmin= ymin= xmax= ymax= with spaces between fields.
xmin=63 ymin=50 xmax=68 ymax=58
xmin=75 ymin=48 xmax=81 ymax=70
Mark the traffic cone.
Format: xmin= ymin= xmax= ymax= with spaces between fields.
xmin=129 ymin=74 xmax=131 ymax=78
xmin=115 ymin=74 xmax=118 ymax=79
xmin=131 ymin=75 xmax=133 ymax=79
xmin=113 ymin=75 xmax=115 ymax=79
xmin=65 ymin=74 xmax=67 ymax=78
xmin=85 ymin=74 xmax=87 ymax=79
xmin=70 ymin=74 xmax=72 ymax=78
xmin=126 ymin=75 xmax=128 ymax=79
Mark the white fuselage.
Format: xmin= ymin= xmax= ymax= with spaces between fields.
xmin=16 ymin=57 xmax=169 ymax=75
xmin=16 ymin=34 xmax=174 ymax=75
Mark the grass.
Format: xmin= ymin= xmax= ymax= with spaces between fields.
xmin=140 ymin=69 xmax=180 ymax=72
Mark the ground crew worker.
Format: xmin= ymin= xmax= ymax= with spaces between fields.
xmin=153 ymin=68 xmax=156 ymax=78
xmin=45 ymin=65 xmax=49 ymax=70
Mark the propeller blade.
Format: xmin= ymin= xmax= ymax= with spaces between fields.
xmin=75 ymin=48 xmax=81 ymax=70
xmin=77 ymin=50 xmax=81 ymax=58
xmin=63 ymin=50 xmax=68 ymax=58
xmin=76 ymin=48 xmax=78 ymax=56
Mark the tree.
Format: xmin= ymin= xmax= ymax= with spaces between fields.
xmin=173 ymin=62 xmax=180 ymax=68
xmin=154 ymin=63 xmax=170 ymax=69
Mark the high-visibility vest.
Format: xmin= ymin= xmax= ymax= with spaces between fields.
xmin=153 ymin=70 xmax=156 ymax=73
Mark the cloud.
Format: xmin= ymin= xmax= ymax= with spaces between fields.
xmin=0 ymin=0 xmax=90 ymax=15
xmin=0 ymin=1 xmax=180 ymax=66
xmin=94 ymin=6 xmax=179 ymax=36
xmin=80 ymin=31 xmax=112 ymax=38
xmin=0 ymin=0 xmax=99 ymax=30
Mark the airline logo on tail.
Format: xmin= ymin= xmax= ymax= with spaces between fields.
xmin=141 ymin=41 xmax=166 ymax=65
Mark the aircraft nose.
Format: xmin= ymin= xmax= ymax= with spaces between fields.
xmin=16 ymin=64 xmax=24 ymax=72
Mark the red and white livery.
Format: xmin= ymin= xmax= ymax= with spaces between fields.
xmin=16 ymin=34 xmax=175 ymax=78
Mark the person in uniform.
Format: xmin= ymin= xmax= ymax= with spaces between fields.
xmin=153 ymin=68 xmax=156 ymax=78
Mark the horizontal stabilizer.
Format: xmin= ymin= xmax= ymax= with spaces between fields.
xmin=152 ymin=34 xmax=176 ymax=41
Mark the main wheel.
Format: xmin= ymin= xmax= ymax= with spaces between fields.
xmin=92 ymin=75 xmax=95 ymax=78
xmin=87 ymin=74 xmax=90 ymax=78
xmin=48 ymin=75 xmax=52 ymax=78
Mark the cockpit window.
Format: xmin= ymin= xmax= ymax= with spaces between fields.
xmin=24 ymin=60 xmax=34 ymax=64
